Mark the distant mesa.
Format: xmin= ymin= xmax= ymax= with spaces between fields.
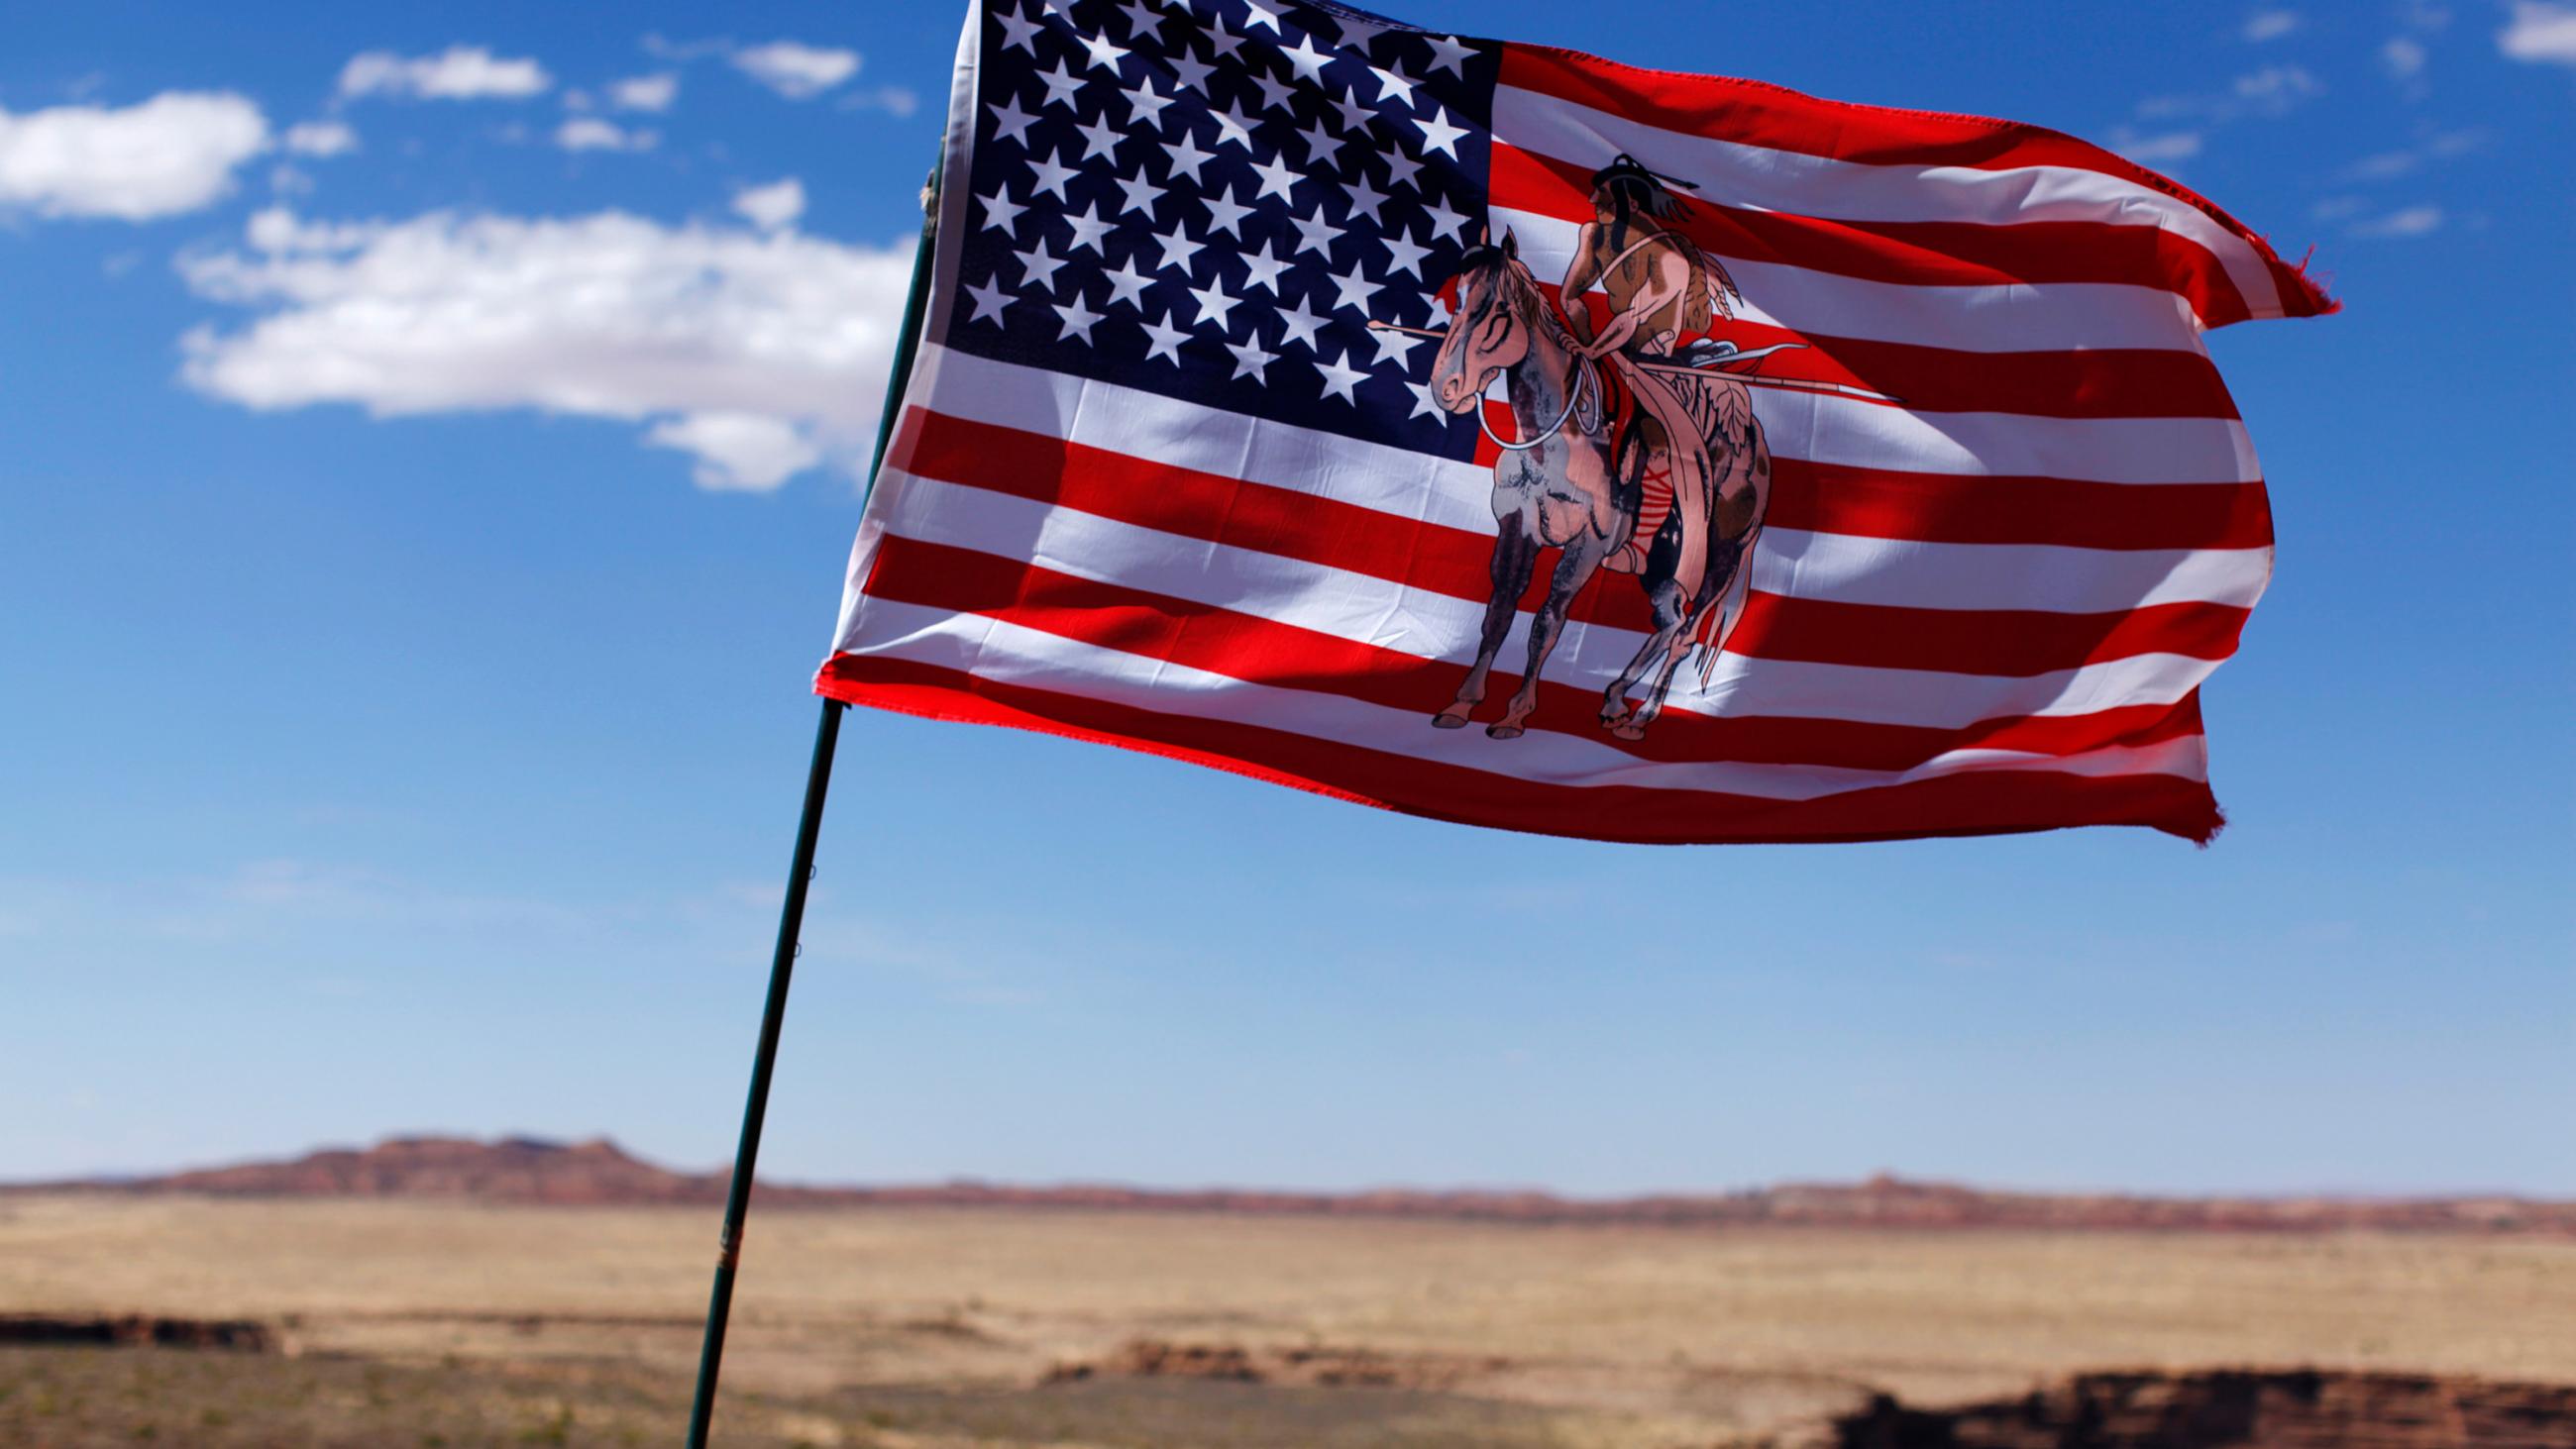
xmin=11 ymin=1136 xmax=2570 ymax=1235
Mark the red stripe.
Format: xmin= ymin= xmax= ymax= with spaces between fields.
xmin=815 ymin=653 xmax=2224 ymax=845
xmin=1765 ymin=461 xmax=2272 ymax=552
xmin=894 ymin=408 xmax=2253 ymax=677
xmin=858 ymin=532 xmax=2211 ymax=773
xmin=1494 ymin=142 xmax=2263 ymax=346
xmin=1497 ymin=46 xmax=2332 ymax=324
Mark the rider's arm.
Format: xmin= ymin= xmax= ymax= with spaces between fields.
xmin=1581 ymin=249 xmax=1688 ymax=359
xmin=1558 ymin=223 xmax=1602 ymax=343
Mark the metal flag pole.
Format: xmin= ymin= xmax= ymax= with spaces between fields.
xmin=683 ymin=163 xmax=942 ymax=1449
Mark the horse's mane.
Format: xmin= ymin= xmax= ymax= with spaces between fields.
xmin=1478 ymin=255 xmax=1580 ymax=352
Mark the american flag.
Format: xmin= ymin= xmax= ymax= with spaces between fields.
xmin=818 ymin=0 xmax=2331 ymax=845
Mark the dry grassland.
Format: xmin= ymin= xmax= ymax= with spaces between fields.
xmin=3 ymin=1193 xmax=2571 ymax=1446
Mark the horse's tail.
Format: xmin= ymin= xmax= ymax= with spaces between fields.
xmin=1688 ymin=410 xmax=1771 ymax=688
xmin=1691 ymin=524 xmax=1762 ymax=688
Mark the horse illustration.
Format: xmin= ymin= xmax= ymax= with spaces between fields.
xmin=1422 ymin=230 xmax=1772 ymax=742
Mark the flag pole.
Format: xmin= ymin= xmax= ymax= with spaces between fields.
xmin=683 ymin=162 xmax=942 ymax=1449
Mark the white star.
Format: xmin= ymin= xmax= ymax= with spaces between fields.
xmin=1077 ymin=29 xmax=1130 ymax=74
xmin=1112 ymin=165 xmax=1164 ymax=219
xmin=1116 ymin=0 xmax=1162 ymax=43
xmin=1187 ymin=274 xmax=1243 ymax=333
xmin=1423 ymin=33 xmax=1474 ymax=77
xmin=1281 ymin=33 xmax=1332 ymax=84
xmin=1291 ymin=117 xmax=1342 ymax=172
xmin=1204 ymin=15 xmax=1248 ymax=61
xmin=1015 ymin=237 xmax=1070 ymax=293
xmin=1424 ymin=195 xmax=1469 ymax=244
xmin=1326 ymin=85 xmax=1375 ymax=134
xmin=1054 ymin=287 xmax=1107 ymax=345
xmin=1250 ymin=70 xmax=1297 ymax=117
xmin=1248 ymin=152 xmax=1300 ymax=202
xmin=1313 ymin=347 xmax=1367 ymax=403
xmin=987 ymin=95 xmax=1039 ymax=148
xmin=1138 ymin=308 xmax=1189 ymax=363
xmin=1209 ymin=99 xmax=1260 ymax=152
xmin=1242 ymin=0 xmax=1282 ymax=32
xmin=978 ymin=182 xmax=1028 ymax=234
xmin=1365 ymin=62 xmax=1420 ymax=108
xmin=1062 ymin=200 xmax=1115 ymax=255
xmin=1406 ymin=374 xmax=1448 ymax=420
xmin=1369 ymin=321 xmax=1429 ymax=366
xmin=1411 ymin=105 xmax=1466 ymax=159
xmin=1327 ymin=259 xmax=1383 ymax=314
xmin=1340 ymin=173 xmax=1389 ymax=226
xmin=1168 ymin=46 xmax=1215 ymax=95
xmin=1036 ymin=59 xmax=1086 ymax=111
xmin=1378 ymin=225 xmax=1431 ymax=278
xmin=1379 ymin=146 xmax=1423 ymax=191
xmin=1199 ymin=185 xmax=1255 ymax=237
xmin=1161 ymin=130 xmax=1216 ymax=184
xmin=1330 ymin=13 xmax=1398 ymax=51
xmin=1227 ymin=332 xmax=1281 ymax=383
xmin=1236 ymin=238 xmax=1290 ymax=294
xmin=1073 ymin=111 xmax=1124 ymax=162
xmin=1273 ymin=291 xmax=1328 ymax=353
xmin=1152 ymin=223 xmax=1207 ymax=275
xmin=1025 ymin=147 xmax=1080 ymax=201
xmin=1102 ymin=254 xmax=1155 ymax=310
xmin=964 ymin=273 xmax=1014 ymax=326
xmin=1287 ymin=203 xmax=1342 ymax=259
xmin=1122 ymin=74 xmax=1175 ymax=128
xmin=997 ymin=2 xmax=1043 ymax=55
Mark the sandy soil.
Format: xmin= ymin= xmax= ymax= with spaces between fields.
xmin=3 ymin=1193 xmax=2572 ymax=1445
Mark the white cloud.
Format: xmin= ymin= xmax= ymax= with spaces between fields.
xmin=2500 ymin=1 xmax=2576 ymax=63
xmin=338 ymin=46 xmax=552 ymax=101
xmin=0 ymin=91 xmax=268 ymax=221
xmin=2231 ymin=63 xmax=2325 ymax=112
xmin=609 ymin=72 xmax=679 ymax=112
xmin=2109 ymin=128 xmax=2204 ymax=164
xmin=282 ymin=120 xmax=359 ymax=157
xmin=554 ymin=117 xmax=656 ymax=153
xmin=731 ymin=176 xmax=805 ymax=231
xmin=2351 ymin=204 xmax=2444 ymax=238
xmin=177 ymin=206 xmax=917 ymax=493
xmin=731 ymin=41 xmax=861 ymax=99
xmin=2136 ymin=63 xmax=2323 ymax=126
xmin=2243 ymin=9 xmax=2301 ymax=42
xmin=646 ymin=411 xmax=822 ymax=490
xmin=2382 ymin=36 xmax=2429 ymax=78
xmin=2339 ymin=127 xmax=2484 ymax=180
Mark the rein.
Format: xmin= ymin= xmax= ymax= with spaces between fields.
xmin=1476 ymin=276 xmax=1601 ymax=454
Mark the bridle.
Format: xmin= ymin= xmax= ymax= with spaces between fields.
xmin=1456 ymin=263 xmax=1601 ymax=454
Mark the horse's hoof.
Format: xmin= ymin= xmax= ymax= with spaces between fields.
xmin=1599 ymin=707 xmax=1635 ymax=730
xmin=1610 ymin=722 xmax=1649 ymax=741
xmin=1486 ymin=723 xmax=1525 ymax=740
xmin=1432 ymin=711 xmax=1470 ymax=730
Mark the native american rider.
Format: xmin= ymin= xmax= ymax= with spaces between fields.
xmin=1559 ymin=155 xmax=1750 ymax=576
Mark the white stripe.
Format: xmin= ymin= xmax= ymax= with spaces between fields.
xmin=851 ymin=469 xmax=2239 ymax=729
xmin=1758 ymin=530 xmax=2266 ymax=613
xmin=1493 ymin=83 xmax=2285 ymax=323
xmin=1487 ymin=204 xmax=2207 ymax=357
xmin=843 ymin=593 xmax=2209 ymax=799
xmin=928 ymin=329 xmax=2260 ymax=486
xmin=891 ymin=347 xmax=2270 ymax=609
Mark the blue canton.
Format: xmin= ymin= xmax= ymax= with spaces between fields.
xmin=943 ymin=0 xmax=1498 ymax=463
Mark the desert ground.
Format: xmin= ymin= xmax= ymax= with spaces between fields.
xmin=4 ymin=1194 xmax=2575 ymax=1446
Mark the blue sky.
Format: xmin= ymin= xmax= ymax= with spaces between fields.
xmin=3 ymin=1 xmax=2570 ymax=1196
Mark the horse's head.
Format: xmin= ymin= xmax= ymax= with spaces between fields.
xmin=1429 ymin=229 xmax=1534 ymax=416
